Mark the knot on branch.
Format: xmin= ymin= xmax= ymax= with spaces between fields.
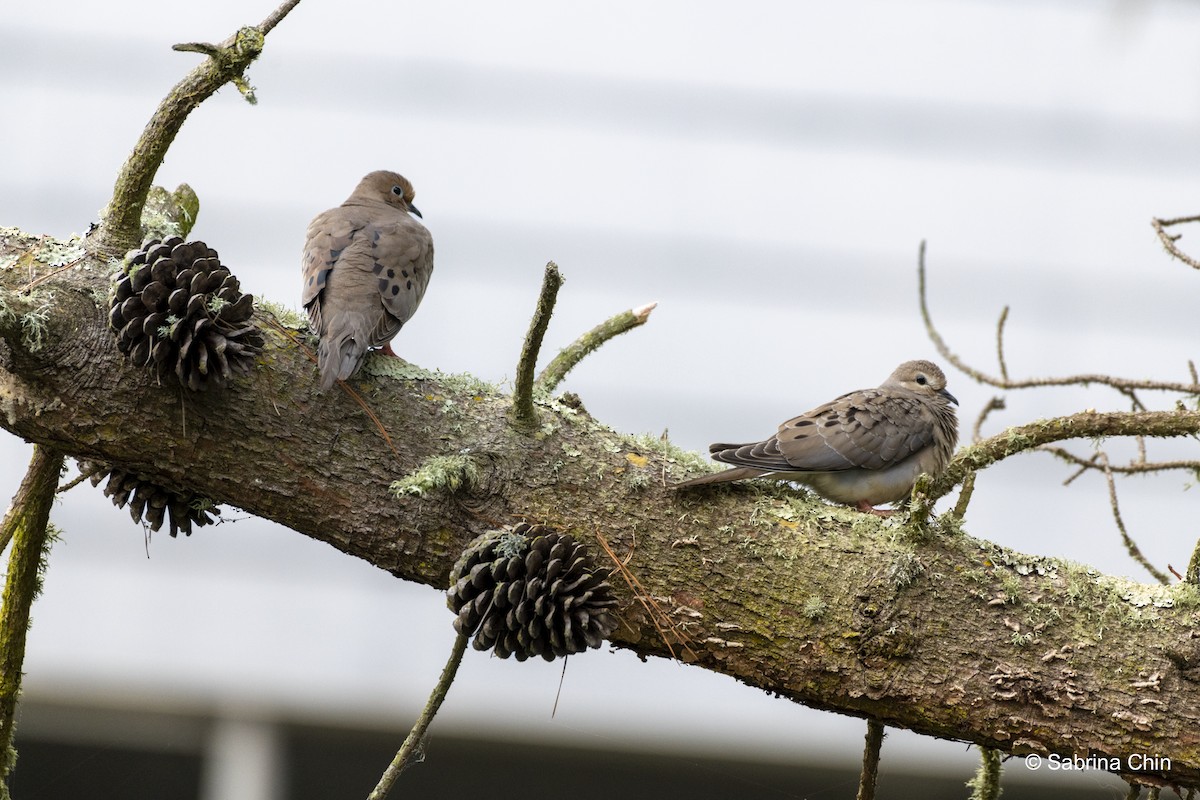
xmin=447 ymin=523 xmax=620 ymax=661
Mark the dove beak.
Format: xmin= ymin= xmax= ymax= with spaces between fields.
xmin=940 ymin=388 xmax=959 ymax=405
xmin=407 ymin=203 xmax=423 ymax=219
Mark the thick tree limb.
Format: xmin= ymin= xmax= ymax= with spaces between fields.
xmin=3 ymin=232 xmax=1200 ymax=789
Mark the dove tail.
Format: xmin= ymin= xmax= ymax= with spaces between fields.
xmin=317 ymin=333 xmax=368 ymax=392
xmin=672 ymin=467 xmax=765 ymax=489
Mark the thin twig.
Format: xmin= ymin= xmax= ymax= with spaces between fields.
xmin=260 ymin=0 xmax=302 ymax=33
xmin=929 ymin=409 xmax=1200 ymax=501
xmin=511 ymin=262 xmax=563 ymax=427
xmin=536 ymin=301 xmax=657 ymax=395
xmin=995 ymin=306 xmax=1010 ymax=382
xmin=856 ymin=720 xmax=885 ymax=800
xmin=1124 ymin=781 xmax=1142 ymax=800
xmin=966 ymin=747 xmax=1002 ymax=800
xmin=56 ymin=462 xmax=105 ymax=494
xmin=1040 ymin=446 xmax=1200 ymax=477
xmin=1151 ymin=215 xmax=1200 ymax=271
xmin=950 ymin=471 xmax=976 ymax=522
xmin=972 ymin=397 xmax=1007 ymax=444
xmin=367 ymin=632 xmax=469 ymax=800
xmin=1099 ymin=454 xmax=1170 ymax=586
xmin=918 ymin=243 xmax=1200 ymax=394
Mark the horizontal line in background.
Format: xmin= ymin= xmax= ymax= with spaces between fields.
xmin=3 ymin=27 xmax=1197 ymax=174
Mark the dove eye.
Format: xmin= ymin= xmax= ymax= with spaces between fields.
xmin=392 ymin=185 xmax=404 ymax=197
xmin=915 ymin=375 xmax=928 ymax=385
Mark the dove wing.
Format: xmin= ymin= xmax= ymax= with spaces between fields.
xmin=773 ymin=388 xmax=938 ymax=472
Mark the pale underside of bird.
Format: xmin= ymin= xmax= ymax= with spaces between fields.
xmin=302 ymin=170 xmax=435 ymax=391
xmin=674 ymin=360 xmax=959 ymax=516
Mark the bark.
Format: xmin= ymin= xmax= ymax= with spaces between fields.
xmin=2 ymin=228 xmax=1200 ymax=790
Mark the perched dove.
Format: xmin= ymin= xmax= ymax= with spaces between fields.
xmin=302 ymin=170 xmax=434 ymax=391
xmin=675 ymin=360 xmax=958 ymax=515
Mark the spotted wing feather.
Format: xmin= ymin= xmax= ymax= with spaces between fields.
xmin=711 ymin=388 xmax=937 ymax=474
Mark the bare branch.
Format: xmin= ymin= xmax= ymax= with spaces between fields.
xmin=930 ymin=409 xmax=1200 ymax=501
xmin=368 ymin=632 xmax=468 ymax=799
xmin=1040 ymin=446 xmax=1200 ymax=477
xmin=1098 ymin=454 xmax=1170 ymax=585
xmin=1 ymin=446 xmax=65 ymax=787
xmin=511 ymin=262 xmax=563 ymax=427
xmin=972 ymin=396 xmax=1007 ymax=444
xmin=536 ymin=301 xmax=657 ymax=395
xmin=1151 ymin=215 xmax=1200 ymax=271
xmin=856 ymin=720 xmax=885 ymax=800
xmin=995 ymin=306 xmax=1010 ymax=382
xmin=918 ymin=243 xmax=1200 ymax=395
xmin=92 ymin=0 xmax=302 ymax=255
xmin=260 ymin=0 xmax=302 ymax=34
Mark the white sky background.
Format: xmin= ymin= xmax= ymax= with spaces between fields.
xmin=3 ymin=0 xmax=1200 ymax=791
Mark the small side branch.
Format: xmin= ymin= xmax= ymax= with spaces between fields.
xmin=511 ymin=262 xmax=563 ymax=428
xmin=856 ymin=720 xmax=885 ymax=800
xmin=536 ymin=301 xmax=657 ymax=395
xmin=1097 ymin=455 xmax=1170 ymax=585
xmin=918 ymin=242 xmax=1200 ymax=395
xmin=92 ymin=0 xmax=302 ymax=255
xmin=1152 ymin=215 xmax=1200 ymax=271
xmin=930 ymin=409 xmax=1200 ymax=501
xmin=0 ymin=445 xmax=65 ymax=792
xmin=368 ymin=632 xmax=469 ymax=800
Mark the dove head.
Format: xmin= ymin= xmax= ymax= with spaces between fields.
xmin=884 ymin=360 xmax=958 ymax=405
xmin=351 ymin=170 xmax=422 ymax=218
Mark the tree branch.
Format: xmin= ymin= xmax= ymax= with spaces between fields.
xmin=931 ymin=409 xmax=1200 ymax=501
xmin=91 ymin=0 xmax=301 ymax=256
xmin=856 ymin=720 xmax=885 ymax=800
xmin=918 ymin=242 xmax=1200 ymax=395
xmin=368 ymin=632 xmax=468 ymax=799
xmin=4 ymin=232 xmax=1200 ymax=787
xmin=510 ymin=262 xmax=562 ymax=427
xmin=0 ymin=446 xmax=64 ymax=794
xmin=536 ymin=301 xmax=657 ymax=394
xmin=1151 ymin=215 xmax=1200 ymax=271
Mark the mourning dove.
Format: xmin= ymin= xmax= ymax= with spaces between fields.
xmin=674 ymin=360 xmax=958 ymax=515
xmin=302 ymin=170 xmax=434 ymax=391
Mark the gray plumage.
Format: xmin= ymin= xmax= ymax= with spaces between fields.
xmin=674 ymin=360 xmax=959 ymax=514
xmin=302 ymin=170 xmax=434 ymax=391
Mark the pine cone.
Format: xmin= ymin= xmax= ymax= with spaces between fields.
xmin=447 ymin=523 xmax=619 ymax=661
xmin=110 ymin=236 xmax=263 ymax=391
xmin=83 ymin=461 xmax=218 ymax=537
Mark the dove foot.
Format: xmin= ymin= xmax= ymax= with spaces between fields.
xmin=380 ymin=342 xmax=399 ymax=357
xmin=856 ymin=500 xmax=894 ymax=517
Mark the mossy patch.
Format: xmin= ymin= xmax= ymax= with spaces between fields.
xmin=390 ymin=454 xmax=479 ymax=498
